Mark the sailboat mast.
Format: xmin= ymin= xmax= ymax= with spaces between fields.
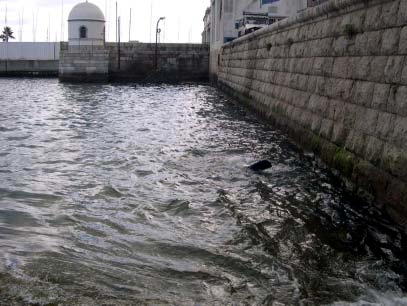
xmin=60 ymin=0 xmax=64 ymax=41
xmin=5 ymin=0 xmax=8 ymax=26
xmin=149 ymin=1 xmax=153 ymax=43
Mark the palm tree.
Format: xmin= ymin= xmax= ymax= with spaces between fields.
xmin=0 ymin=27 xmax=15 ymax=42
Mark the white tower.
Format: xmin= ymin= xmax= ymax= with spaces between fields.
xmin=68 ymin=1 xmax=105 ymax=46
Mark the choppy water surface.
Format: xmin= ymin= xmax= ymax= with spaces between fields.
xmin=0 ymin=79 xmax=406 ymax=306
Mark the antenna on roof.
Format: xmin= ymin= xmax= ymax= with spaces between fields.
xmin=129 ymin=7 xmax=132 ymax=42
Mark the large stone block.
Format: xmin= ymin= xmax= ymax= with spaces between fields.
xmin=299 ymin=110 xmax=314 ymax=129
xmin=315 ymin=76 xmax=327 ymax=96
xmin=312 ymin=57 xmax=324 ymax=75
xmin=333 ymin=36 xmax=349 ymax=56
xmin=354 ymin=56 xmax=372 ymax=80
xmin=355 ymin=32 xmax=369 ymax=55
xmin=330 ymin=79 xmax=354 ymax=101
xmin=385 ymin=179 xmax=407 ymax=224
xmin=399 ymin=0 xmax=407 ymax=26
xmin=381 ymin=144 xmax=407 ymax=180
xmin=332 ymin=57 xmax=349 ymax=79
xmin=302 ymin=58 xmax=314 ymax=75
xmin=372 ymin=83 xmax=390 ymax=111
xmin=384 ymin=56 xmax=404 ymax=83
xmin=351 ymin=81 xmax=375 ymax=107
xmin=399 ymin=27 xmax=407 ymax=54
xmin=354 ymin=107 xmax=379 ymax=136
xmin=402 ymin=60 xmax=407 ymax=85
xmin=350 ymin=9 xmax=367 ymax=32
xmin=308 ymin=94 xmax=329 ymax=117
xmin=327 ymin=99 xmax=345 ymax=122
xmin=364 ymin=5 xmax=382 ymax=31
xmin=347 ymin=56 xmax=359 ymax=78
xmin=298 ymin=74 xmax=309 ymax=92
xmin=366 ymin=30 xmax=382 ymax=55
xmin=381 ymin=28 xmax=401 ymax=55
xmin=299 ymin=91 xmax=312 ymax=108
xmin=331 ymin=123 xmax=349 ymax=146
xmin=319 ymin=118 xmax=334 ymax=139
xmin=381 ymin=0 xmax=401 ymax=28
xmin=364 ymin=136 xmax=385 ymax=166
xmin=343 ymin=103 xmax=360 ymax=129
xmin=307 ymin=75 xmax=318 ymax=93
xmin=392 ymin=115 xmax=407 ymax=150
xmin=311 ymin=114 xmax=323 ymax=134
xmin=328 ymin=16 xmax=343 ymax=38
xmin=323 ymin=78 xmax=335 ymax=99
xmin=319 ymin=38 xmax=334 ymax=57
xmin=319 ymin=19 xmax=332 ymax=38
xmin=368 ymin=56 xmax=388 ymax=83
xmin=345 ymin=130 xmax=367 ymax=157
xmin=387 ymin=85 xmax=407 ymax=115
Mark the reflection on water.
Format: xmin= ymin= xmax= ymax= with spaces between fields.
xmin=0 ymin=78 xmax=406 ymax=305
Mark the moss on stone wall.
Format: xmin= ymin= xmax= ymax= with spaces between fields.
xmin=333 ymin=148 xmax=355 ymax=178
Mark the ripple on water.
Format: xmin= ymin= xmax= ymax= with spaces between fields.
xmin=0 ymin=80 xmax=406 ymax=305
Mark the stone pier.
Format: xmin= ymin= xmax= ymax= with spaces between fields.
xmin=59 ymin=45 xmax=109 ymax=82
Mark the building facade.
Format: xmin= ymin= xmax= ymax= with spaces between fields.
xmin=60 ymin=1 xmax=109 ymax=82
xmin=202 ymin=7 xmax=211 ymax=44
xmin=307 ymin=0 xmax=329 ymax=7
xmin=206 ymin=0 xmax=307 ymax=79
xmin=208 ymin=0 xmax=307 ymax=46
xmin=68 ymin=1 xmax=105 ymax=46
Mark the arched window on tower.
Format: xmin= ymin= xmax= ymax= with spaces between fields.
xmin=79 ymin=26 xmax=87 ymax=39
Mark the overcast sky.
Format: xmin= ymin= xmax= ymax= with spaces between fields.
xmin=0 ymin=0 xmax=210 ymax=43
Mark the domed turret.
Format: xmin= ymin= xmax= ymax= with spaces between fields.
xmin=68 ymin=1 xmax=105 ymax=46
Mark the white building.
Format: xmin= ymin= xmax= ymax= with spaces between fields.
xmin=207 ymin=0 xmax=307 ymax=78
xmin=202 ymin=7 xmax=211 ymax=44
xmin=210 ymin=0 xmax=306 ymax=46
xmin=68 ymin=1 xmax=105 ymax=46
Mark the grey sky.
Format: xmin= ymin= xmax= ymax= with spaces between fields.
xmin=0 ymin=0 xmax=210 ymax=43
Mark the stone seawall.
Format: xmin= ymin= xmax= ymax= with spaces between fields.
xmin=58 ymin=43 xmax=209 ymax=82
xmin=218 ymin=0 xmax=407 ymax=226
xmin=106 ymin=43 xmax=209 ymax=82
xmin=0 ymin=60 xmax=58 ymax=76
xmin=59 ymin=46 xmax=109 ymax=82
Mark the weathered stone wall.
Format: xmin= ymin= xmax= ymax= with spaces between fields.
xmin=0 ymin=60 xmax=58 ymax=76
xmin=59 ymin=45 xmax=109 ymax=82
xmin=106 ymin=43 xmax=209 ymax=82
xmin=58 ymin=43 xmax=209 ymax=82
xmin=218 ymin=0 xmax=407 ymax=226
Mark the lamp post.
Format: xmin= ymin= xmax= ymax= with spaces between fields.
xmin=155 ymin=17 xmax=165 ymax=71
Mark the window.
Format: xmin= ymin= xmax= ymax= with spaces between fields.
xmin=79 ymin=26 xmax=87 ymax=39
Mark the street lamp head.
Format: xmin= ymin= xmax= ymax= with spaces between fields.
xmin=160 ymin=17 xmax=165 ymax=20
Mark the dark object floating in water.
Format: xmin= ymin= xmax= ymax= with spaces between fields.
xmin=249 ymin=160 xmax=272 ymax=171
